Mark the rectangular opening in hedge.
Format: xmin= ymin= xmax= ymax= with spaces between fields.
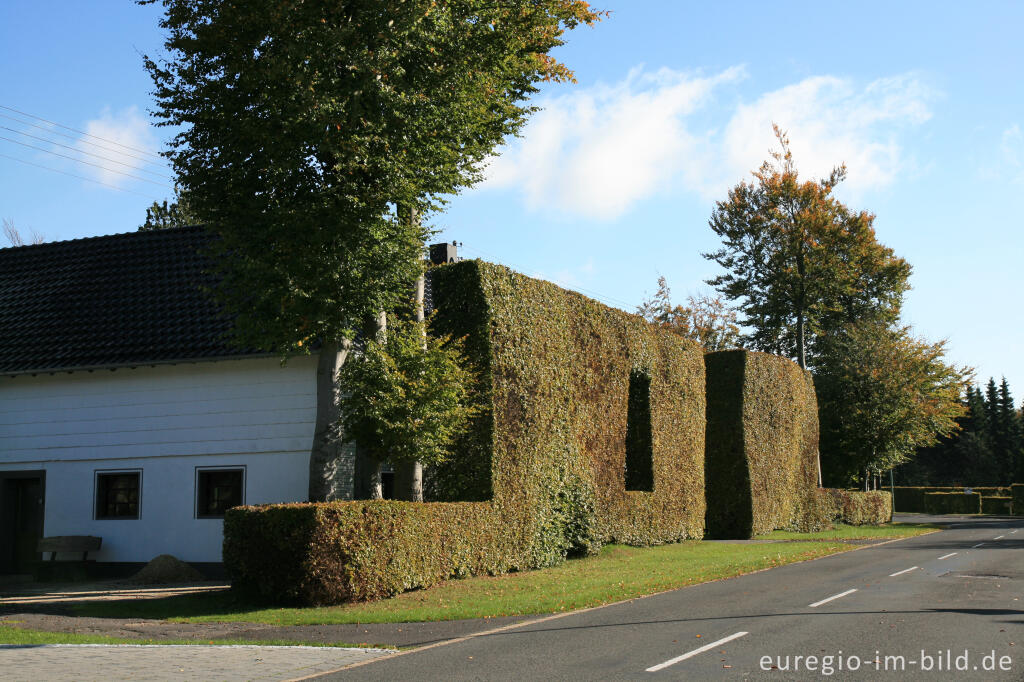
xmin=625 ymin=369 xmax=654 ymax=492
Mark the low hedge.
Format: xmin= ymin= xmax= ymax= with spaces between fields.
xmin=828 ymin=489 xmax=892 ymax=525
xmin=705 ymin=350 xmax=819 ymax=538
xmin=792 ymin=489 xmax=891 ymax=531
xmin=923 ymin=491 xmax=982 ymax=515
xmin=981 ymin=496 xmax=1013 ymax=515
xmin=224 ymin=501 xmax=512 ymax=605
xmin=1015 ymin=485 xmax=1024 ymax=516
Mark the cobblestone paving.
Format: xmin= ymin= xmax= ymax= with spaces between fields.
xmin=0 ymin=643 xmax=396 ymax=681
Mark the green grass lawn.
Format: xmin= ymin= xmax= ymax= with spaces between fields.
xmin=759 ymin=522 xmax=942 ymax=541
xmin=0 ymin=623 xmax=367 ymax=647
xmin=72 ymin=529 xmax=927 ymax=627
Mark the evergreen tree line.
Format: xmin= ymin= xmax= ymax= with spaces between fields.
xmin=899 ymin=378 xmax=1022 ymax=485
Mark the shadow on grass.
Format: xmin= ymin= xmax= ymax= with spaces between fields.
xmin=69 ymin=590 xmax=274 ymax=621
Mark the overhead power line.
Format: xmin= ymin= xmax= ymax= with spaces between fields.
xmin=0 ymin=153 xmax=161 ymax=199
xmin=0 ymin=126 xmax=174 ymax=181
xmin=0 ymin=113 xmax=169 ymax=170
xmin=0 ymin=135 xmax=173 ymax=189
xmin=0 ymin=103 xmax=165 ymax=162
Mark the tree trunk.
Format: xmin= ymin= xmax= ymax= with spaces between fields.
xmin=796 ymin=309 xmax=806 ymax=370
xmin=355 ymin=311 xmax=388 ymax=499
xmin=307 ymin=338 xmax=352 ymax=502
xmin=392 ymin=203 xmax=426 ymax=503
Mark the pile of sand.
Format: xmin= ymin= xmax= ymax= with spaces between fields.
xmin=128 ymin=554 xmax=206 ymax=584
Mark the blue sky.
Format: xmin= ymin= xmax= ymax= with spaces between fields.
xmin=2 ymin=1 xmax=1022 ymax=398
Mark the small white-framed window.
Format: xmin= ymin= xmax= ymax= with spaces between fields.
xmin=195 ymin=466 xmax=246 ymax=519
xmin=94 ymin=469 xmax=142 ymax=520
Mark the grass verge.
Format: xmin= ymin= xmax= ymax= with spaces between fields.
xmin=69 ymin=524 xmax=933 ymax=626
xmin=76 ymin=540 xmax=862 ymax=625
xmin=0 ymin=624 xmax=370 ymax=647
xmin=759 ymin=522 xmax=941 ymax=541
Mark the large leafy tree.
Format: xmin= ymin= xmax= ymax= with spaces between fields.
xmin=815 ymin=322 xmax=970 ymax=488
xmin=704 ymin=126 xmax=911 ymax=369
xmin=141 ymin=0 xmax=602 ymax=353
xmin=141 ymin=0 xmax=602 ymax=501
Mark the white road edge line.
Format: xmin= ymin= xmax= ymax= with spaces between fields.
xmin=972 ymin=543 xmax=986 ymax=548
xmin=808 ymin=588 xmax=858 ymax=608
xmin=994 ymin=535 xmax=1005 ymax=540
xmin=646 ymin=631 xmax=749 ymax=673
xmin=889 ymin=566 xmax=918 ymax=577
xmin=937 ymin=552 xmax=958 ymax=560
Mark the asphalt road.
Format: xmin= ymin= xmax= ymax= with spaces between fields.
xmin=319 ymin=515 xmax=1023 ymax=681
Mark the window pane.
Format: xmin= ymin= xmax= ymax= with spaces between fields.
xmin=96 ymin=473 xmax=140 ymax=519
xmin=197 ymin=469 xmax=243 ymax=517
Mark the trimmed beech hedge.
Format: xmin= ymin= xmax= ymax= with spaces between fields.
xmin=224 ymin=501 xmax=510 ymax=605
xmin=828 ymin=490 xmax=892 ymax=525
xmin=431 ymin=260 xmax=706 ymax=553
xmin=791 ymin=489 xmax=892 ymax=531
xmin=1015 ymin=485 xmax=1024 ymax=516
xmin=705 ymin=350 xmax=819 ymax=538
xmin=923 ymin=491 xmax=982 ymax=515
xmin=227 ymin=260 xmax=707 ymax=604
xmin=981 ymin=496 xmax=1012 ymax=515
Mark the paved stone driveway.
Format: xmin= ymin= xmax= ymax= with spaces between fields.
xmin=0 ymin=643 xmax=395 ymax=681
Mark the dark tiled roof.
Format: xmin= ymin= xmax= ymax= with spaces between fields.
xmin=0 ymin=225 xmax=258 ymax=374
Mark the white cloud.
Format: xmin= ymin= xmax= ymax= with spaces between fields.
xmin=483 ymin=66 xmax=747 ymax=218
xmin=719 ymin=74 xmax=933 ymax=198
xmin=481 ymin=68 xmax=935 ymax=218
xmin=74 ymin=107 xmax=161 ymax=188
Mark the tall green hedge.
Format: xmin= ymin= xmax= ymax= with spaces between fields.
xmin=226 ymin=260 xmax=707 ymax=603
xmin=1014 ymin=485 xmax=1024 ymax=516
xmin=923 ymin=491 xmax=982 ymax=515
xmin=431 ymin=260 xmax=707 ymax=552
xmin=704 ymin=350 xmax=820 ymax=538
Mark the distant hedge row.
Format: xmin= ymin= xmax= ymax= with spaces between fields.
xmin=923 ymin=492 xmax=982 ymax=515
xmin=894 ymin=486 xmax=1011 ymax=514
xmin=981 ymin=496 xmax=1012 ymax=515
xmin=705 ymin=350 xmax=819 ymax=538
xmin=1015 ymin=485 xmax=1024 ymax=516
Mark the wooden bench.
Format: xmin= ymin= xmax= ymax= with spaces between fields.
xmin=37 ymin=536 xmax=102 ymax=561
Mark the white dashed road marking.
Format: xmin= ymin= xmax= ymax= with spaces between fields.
xmin=889 ymin=566 xmax=918 ymax=577
xmin=937 ymin=552 xmax=958 ymax=560
xmin=646 ymin=632 xmax=749 ymax=673
xmin=809 ymin=589 xmax=858 ymax=608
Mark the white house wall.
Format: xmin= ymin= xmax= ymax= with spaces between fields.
xmin=0 ymin=356 xmax=320 ymax=563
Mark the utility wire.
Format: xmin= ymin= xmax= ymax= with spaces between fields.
xmin=0 ymin=104 xmax=165 ymax=162
xmin=0 ymin=113 xmax=169 ymax=169
xmin=0 ymin=153 xmax=161 ymax=199
xmin=0 ymin=136 xmax=173 ymax=189
xmin=459 ymin=243 xmax=636 ymax=311
xmin=0 ymin=126 xmax=174 ymax=180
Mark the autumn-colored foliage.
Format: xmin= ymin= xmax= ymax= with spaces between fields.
xmin=704 ymin=125 xmax=911 ymax=369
